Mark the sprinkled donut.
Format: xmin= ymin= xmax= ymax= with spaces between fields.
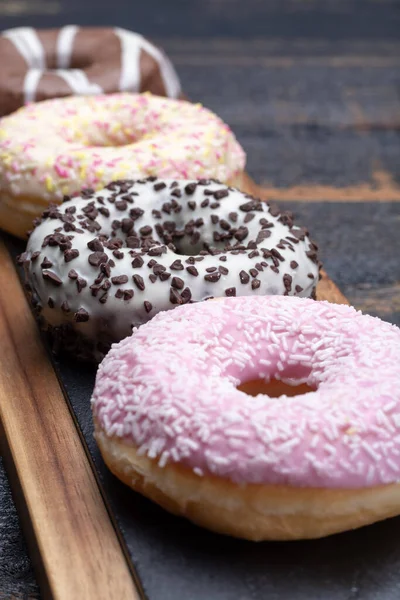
xmin=21 ymin=179 xmax=319 ymax=361
xmin=0 ymin=93 xmax=245 ymax=238
xmin=0 ymin=26 xmax=182 ymax=116
xmin=92 ymin=295 xmax=400 ymax=541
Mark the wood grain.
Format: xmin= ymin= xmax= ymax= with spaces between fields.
xmin=0 ymin=239 xmax=140 ymax=600
xmin=344 ymin=283 xmax=400 ymax=316
xmin=316 ymin=270 xmax=349 ymax=305
xmin=239 ymin=171 xmax=400 ymax=203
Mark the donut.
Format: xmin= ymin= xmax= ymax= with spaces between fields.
xmin=92 ymin=295 xmax=400 ymax=541
xmin=21 ymin=178 xmax=319 ymax=361
xmin=0 ymin=26 xmax=182 ymax=116
xmin=0 ymin=93 xmax=245 ymax=238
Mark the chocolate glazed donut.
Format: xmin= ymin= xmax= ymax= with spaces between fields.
xmin=0 ymin=26 xmax=182 ymax=116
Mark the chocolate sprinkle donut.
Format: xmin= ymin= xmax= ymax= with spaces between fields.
xmin=21 ymin=178 xmax=320 ymax=361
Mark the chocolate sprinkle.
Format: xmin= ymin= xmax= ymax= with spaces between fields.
xmin=64 ymin=249 xmax=79 ymax=263
xmin=41 ymin=257 xmax=53 ymax=268
xmin=87 ymin=238 xmax=104 ymax=252
xmin=144 ymin=300 xmax=153 ymax=313
xmin=170 ymin=288 xmax=183 ymax=305
xmin=61 ymin=301 xmax=70 ymax=313
xmin=213 ymin=189 xmax=229 ymax=200
xmin=239 ymin=270 xmax=250 ymax=284
xmin=181 ymin=287 xmax=192 ymax=303
xmin=170 ymin=259 xmax=184 ymax=270
xmin=88 ymin=252 xmax=108 ymax=267
xmin=132 ymin=274 xmax=145 ymax=290
xmin=76 ymin=278 xmax=87 ymax=293
xmin=42 ymin=270 xmax=62 ymax=286
xmin=186 ymin=266 xmax=199 ymax=277
xmin=111 ymin=275 xmax=128 ymax=285
xmin=185 ymin=183 xmax=197 ymax=195
xmin=283 ymin=274 xmax=293 ymax=292
xmin=171 ymin=277 xmax=184 ymax=289
xmin=204 ymin=272 xmax=221 ymax=283
xmin=74 ymin=308 xmax=89 ymax=322
xmin=225 ymin=287 xmax=236 ymax=296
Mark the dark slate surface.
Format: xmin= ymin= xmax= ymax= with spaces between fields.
xmin=2 ymin=0 xmax=400 ymax=40
xmin=0 ymin=0 xmax=399 ymax=598
xmin=0 ymin=458 xmax=40 ymax=599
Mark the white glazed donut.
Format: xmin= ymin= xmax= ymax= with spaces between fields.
xmin=92 ymin=295 xmax=400 ymax=541
xmin=21 ymin=178 xmax=320 ymax=361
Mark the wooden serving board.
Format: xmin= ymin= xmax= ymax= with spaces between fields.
xmin=0 ymin=204 xmax=351 ymax=600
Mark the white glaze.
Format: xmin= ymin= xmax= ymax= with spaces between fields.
xmin=2 ymin=27 xmax=45 ymax=68
xmin=3 ymin=27 xmax=46 ymax=103
xmin=22 ymin=68 xmax=43 ymax=103
xmin=114 ymin=28 xmax=181 ymax=98
xmin=54 ymin=69 xmax=102 ymax=95
xmin=56 ymin=25 xmax=79 ymax=69
xmin=114 ymin=28 xmax=143 ymax=93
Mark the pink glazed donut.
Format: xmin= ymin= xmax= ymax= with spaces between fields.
xmin=92 ymin=295 xmax=400 ymax=541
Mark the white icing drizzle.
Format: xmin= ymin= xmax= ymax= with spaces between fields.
xmin=114 ymin=28 xmax=144 ymax=92
xmin=2 ymin=27 xmax=45 ymax=68
xmin=56 ymin=25 xmax=79 ymax=69
xmin=55 ymin=69 xmax=103 ymax=95
xmin=114 ymin=28 xmax=181 ymax=97
xmin=56 ymin=26 xmax=102 ymax=95
xmin=139 ymin=37 xmax=181 ymax=99
xmin=23 ymin=68 xmax=43 ymax=103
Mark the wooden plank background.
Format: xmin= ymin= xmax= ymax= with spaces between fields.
xmin=0 ymin=0 xmax=399 ymax=598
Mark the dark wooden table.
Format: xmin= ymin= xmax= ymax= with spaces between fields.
xmin=0 ymin=1 xmax=399 ymax=598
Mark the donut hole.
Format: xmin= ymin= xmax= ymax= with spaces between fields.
xmin=68 ymin=55 xmax=93 ymax=70
xmin=81 ymin=130 xmax=137 ymax=148
xmin=62 ymin=115 xmax=139 ymax=148
xmin=237 ymin=379 xmax=316 ymax=398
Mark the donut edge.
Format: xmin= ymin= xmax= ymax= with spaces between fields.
xmin=94 ymin=421 xmax=400 ymax=541
xmin=0 ymin=172 xmax=247 ymax=240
